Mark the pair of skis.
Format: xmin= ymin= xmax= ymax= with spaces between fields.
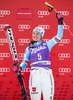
xmin=4 ymin=26 xmax=28 ymax=100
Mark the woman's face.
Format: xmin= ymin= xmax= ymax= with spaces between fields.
xmin=32 ymin=32 xmax=42 ymax=41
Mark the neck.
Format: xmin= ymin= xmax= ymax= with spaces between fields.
xmin=29 ymin=40 xmax=43 ymax=47
xmin=34 ymin=40 xmax=42 ymax=46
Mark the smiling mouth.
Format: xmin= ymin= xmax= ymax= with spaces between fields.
xmin=33 ymin=36 xmax=38 ymax=40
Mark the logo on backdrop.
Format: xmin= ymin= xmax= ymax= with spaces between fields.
xmin=16 ymin=8 xmax=32 ymax=20
xmin=18 ymin=38 xmax=30 ymax=45
xmin=59 ymin=11 xmax=69 ymax=16
xmin=0 ymin=10 xmax=11 ymax=17
xmin=18 ymin=24 xmax=30 ymax=31
xmin=0 ymin=38 xmax=8 ymax=45
xmin=58 ymin=68 xmax=71 ymax=75
xmin=38 ymin=24 xmax=50 ymax=29
xmin=22 ymin=68 xmax=30 ymax=72
xmin=58 ymin=39 xmax=70 ymax=46
xmin=58 ymin=53 xmax=71 ymax=60
xmin=0 ymin=67 xmax=10 ymax=75
xmin=43 ymin=39 xmax=50 ymax=42
xmin=63 ymin=24 xmax=70 ymax=30
xmin=0 ymin=53 xmax=10 ymax=60
xmin=38 ymin=10 xmax=50 ymax=18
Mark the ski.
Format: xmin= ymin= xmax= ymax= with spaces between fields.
xmin=4 ymin=26 xmax=28 ymax=100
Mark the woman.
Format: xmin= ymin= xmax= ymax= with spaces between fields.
xmin=14 ymin=13 xmax=64 ymax=100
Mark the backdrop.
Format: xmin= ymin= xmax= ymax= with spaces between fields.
xmin=0 ymin=0 xmax=73 ymax=100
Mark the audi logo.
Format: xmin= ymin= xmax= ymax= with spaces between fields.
xmin=38 ymin=11 xmax=50 ymax=16
xmin=43 ymin=39 xmax=50 ymax=42
xmin=58 ymin=39 xmax=70 ymax=44
xmin=18 ymin=24 xmax=30 ymax=29
xmin=0 ymin=10 xmax=10 ymax=15
xmin=58 ymin=53 xmax=71 ymax=58
xmin=59 ymin=11 xmax=69 ymax=16
xmin=18 ymin=39 xmax=30 ymax=43
xmin=18 ymin=53 xmax=24 ymax=57
xmin=63 ymin=25 xmax=70 ymax=29
xmin=22 ymin=68 xmax=30 ymax=72
xmin=0 ymin=38 xmax=8 ymax=43
xmin=0 ymin=68 xmax=10 ymax=72
xmin=0 ymin=53 xmax=10 ymax=58
xmin=59 ymin=68 xmax=71 ymax=73
xmin=38 ymin=25 xmax=50 ymax=29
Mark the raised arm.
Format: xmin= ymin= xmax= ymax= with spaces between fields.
xmin=46 ymin=13 xmax=64 ymax=52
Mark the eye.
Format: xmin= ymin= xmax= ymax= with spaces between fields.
xmin=33 ymin=32 xmax=39 ymax=35
xmin=36 ymin=33 xmax=39 ymax=35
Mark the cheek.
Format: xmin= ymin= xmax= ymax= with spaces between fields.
xmin=32 ymin=34 xmax=35 ymax=39
xmin=38 ymin=35 xmax=42 ymax=39
xmin=38 ymin=36 xmax=41 ymax=39
xmin=36 ymin=35 xmax=41 ymax=40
